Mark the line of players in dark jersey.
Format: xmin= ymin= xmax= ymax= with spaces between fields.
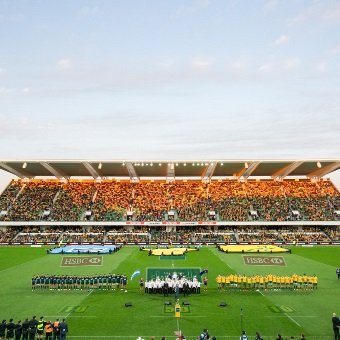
xmin=0 ymin=315 xmax=64 ymax=340
xmin=31 ymin=274 xmax=128 ymax=291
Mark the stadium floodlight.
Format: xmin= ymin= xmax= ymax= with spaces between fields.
xmin=22 ymin=162 xmax=27 ymax=169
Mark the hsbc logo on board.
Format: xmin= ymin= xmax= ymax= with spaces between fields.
xmin=243 ymin=256 xmax=286 ymax=266
xmin=61 ymin=256 xmax=103 ymax=267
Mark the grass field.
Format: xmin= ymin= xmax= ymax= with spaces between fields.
xmin=0 ymin=245 xmax=339 ymax=340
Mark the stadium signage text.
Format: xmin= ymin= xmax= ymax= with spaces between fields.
xmin=243 ymin=256 xmax=286 ymax=266
xmin=61 ymin=256 xmax=103 ymax=267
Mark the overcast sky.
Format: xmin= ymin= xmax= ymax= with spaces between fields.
xmin=0 ymin=0 xmax=339 ymax=190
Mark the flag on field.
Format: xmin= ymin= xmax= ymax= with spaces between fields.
xmin=131 ymin=269 xmax=140 ymax=280
xmin=199 ymin=267 xmax=208 ymax=276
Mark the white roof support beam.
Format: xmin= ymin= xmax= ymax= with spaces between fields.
xmin=307 ymin=161 xmax=340 ymax=179
xmin=82 ymin=162 xmax=102 ymax=179
xmin=272 ymin=161 xmax=304 ymax=181
xmin=237 ymin=161 xmax=261 ymax=180
xmin=39 ymin=161 xmax=71 ymax=180
xmin=125 ymin=162 xmax=139 ymax=182
xmin=202 ymin=161 xmax=217 ymax=182
xmin=0 ymin=162 xmax=34 ymax=179
xmin=167 ymin=162 xmax=175 ymax=182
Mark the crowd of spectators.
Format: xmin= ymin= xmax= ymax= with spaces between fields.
xmin=243 ymin=181 xmax=290 ymax=221
xmin=91 ymin=182 xmax=131 ymax=221
xmin=280 ymin=226 xmax=331 ymax=242
xmin=324 ymin=227 xmax=340 ymax=241
xmin=0 ymin=180 xmax=22 ymax=213
xmin=105 ymin=226 xmax=149 ymax=243
xmin=238 ymin=226 xmax=283 ymax=243
xmin=51 ymin=181 xmax=97 ymax=221
xmin=0 ymin=227 xmax=19 ymax=242
xmin=0 ymin=178 xmax=339 ymax=223
xmin=282 ymin=181 xmax=334 ymax=221
xmin=6 ymin=180 xmax=60 ymax=221
xmin=0 ymin=225 xmax=339 ymax=244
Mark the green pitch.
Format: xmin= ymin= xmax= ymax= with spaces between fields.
xmin=0 ymin=245 xmax=339 ymax=340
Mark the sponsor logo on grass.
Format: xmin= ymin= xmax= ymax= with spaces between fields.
xmin=61 ymin=306 xmax=89 ymax=313
xmin=267 ymin=305 xmax=294 ymax=313
xmin=164 ymin=306 xmax=190 ymax=313
xmin=61 ymin=256 xmax=103 ymax=267
xmin=243 ymin=256 xmax=286 ymax=266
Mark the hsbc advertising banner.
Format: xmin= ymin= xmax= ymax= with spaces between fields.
xmin=243 ymin=256 xmax=286 ymax=266
xmin=61 ymin=256 xmax=103 ymax=267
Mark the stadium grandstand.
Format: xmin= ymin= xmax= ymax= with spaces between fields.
xmin=0 ymin=159 xmax=339 ymax=247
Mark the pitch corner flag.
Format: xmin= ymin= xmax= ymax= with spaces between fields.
xmin=131 ymin=269 xmax=141 ymax=280
xmin=199 ymin=267 xmax=208 ymax=276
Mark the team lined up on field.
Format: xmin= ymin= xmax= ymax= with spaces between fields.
xmin=31 ymin=274 xmax=128 ymax=291
xmin=216 ymin=273 xmax=318 ymax=290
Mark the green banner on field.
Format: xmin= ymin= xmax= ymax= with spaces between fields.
xmin=160 ymin=255 xmax=185 ymax=260
xmin=147 ymin=267 xmax=201 ymax=281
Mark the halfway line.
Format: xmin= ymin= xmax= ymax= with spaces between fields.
xmin=284 ymin=313 xmax=301 ymax=327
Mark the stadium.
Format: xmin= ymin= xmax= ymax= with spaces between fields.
xmin=2 ymin=1 xmax=340 ymax=339
xmin=0 ymin=159 xmax=339 ymax=339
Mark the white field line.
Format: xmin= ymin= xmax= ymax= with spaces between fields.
xmin=284 ymin=312 xmax=301 ymax=327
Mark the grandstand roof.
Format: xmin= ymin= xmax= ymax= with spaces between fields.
xmin=1 ymin=159 xmax=340 ymax=181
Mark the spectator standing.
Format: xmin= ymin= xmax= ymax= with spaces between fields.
xmin=332 ymin=313 xmax=340 ymax=340
xmin=199 ymin=330 xmax=206 ymax=340
xmin=59 ymin=319 xmax=68 ymax=340
xmin=28 ymin=316 xmax=38 ymax=340
xmin=14 ymin=320 xmax=22 ymax=340
xmin=52 ymin=318 xmax=60 ymax=340
xmin=36 ymin=316 xmax=45 ymax=340
xmin=22 ymin=318 xmax=29 ymax=340
xmin=240 ymin=331 xmax=248 ymax=340
xmin=203 ymin=277 xmax=208 ymax=292
xmin=6 ymin=319 xmax=15 ymax=340
xmin=174 ymin=283 xmax=180 ymax=301
xmin=44 ymin=321 xmax=53 ymax=340
xmin=0 ymin=320 xmax=6 ymax=339
xmin=183 ymin=280 xmax=189 ymax=297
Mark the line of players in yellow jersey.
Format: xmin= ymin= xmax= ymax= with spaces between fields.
xmin=216 ymin=273 xmax=318 ymax=291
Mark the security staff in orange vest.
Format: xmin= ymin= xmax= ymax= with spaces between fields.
xmin=52 ymin=319 xmax=60 ymax=340
xmin=45 ymin=321 xmax=53 ymax=340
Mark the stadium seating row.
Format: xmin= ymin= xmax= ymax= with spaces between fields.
xmin=0 ymin=179 xmax=339 ymax=222
xmin=0 ymin=226 xmax=339 ymax=244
